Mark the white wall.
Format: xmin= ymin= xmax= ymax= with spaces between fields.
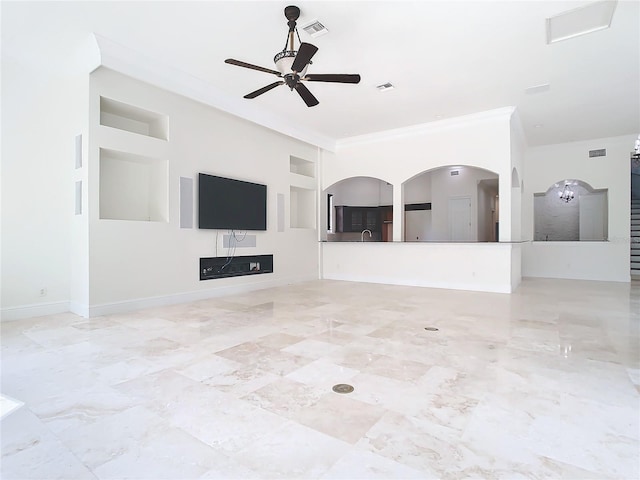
xmin=84 ymin=68 xmax=319 ymax=314
xmin=322 ymin=242 xmax=516 ymax=293
xmin=326 ymin=177 xmax=392 ymax=207
xmin=403 ymin=171 xmax=432 ymax=204
xmin=522 ymin=134 xmax=634 ymax=282
xmin=405 ymin=210 xmax=432 ymax=242
xmin=1 ymin=55 xmax=89 ymax=320
xmin=404 ymin=172 xmax=433 ymax=241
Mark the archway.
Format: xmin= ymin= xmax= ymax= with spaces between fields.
xmin=534 ymin=179 xmax=607 ymax=241
xmin=403 ymin=165 xmax=499 ymax=242
xmin=323 ymin=176 xmax=393 ymax=241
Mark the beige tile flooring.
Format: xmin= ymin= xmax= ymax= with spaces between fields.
xmin=1 ymin=278 xmax=639 ymax=479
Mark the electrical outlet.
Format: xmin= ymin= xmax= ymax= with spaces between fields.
xmin=39 ymin=288 xmax=47 ymax=297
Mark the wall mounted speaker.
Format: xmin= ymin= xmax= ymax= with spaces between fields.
xmin=277 ymin=193 xmax=285 ymax=232
xmin=179 ymin=176 xmax=193 ymax=228
xmin=75 ymin=181 xmax=82 ymax=215
xmin=75 ymin=134 xmax=82 ymax=169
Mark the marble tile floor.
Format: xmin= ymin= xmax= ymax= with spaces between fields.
xmin=1 ymin=278 xmax=639 ymax=479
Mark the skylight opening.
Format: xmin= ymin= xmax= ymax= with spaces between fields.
xmin=546 ymin=0 xmax=617 ymax=44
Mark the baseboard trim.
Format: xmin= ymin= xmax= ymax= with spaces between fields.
xmin=321 ymin=273 xmax=513 ymax=294
xmin=1 ymin=274 xmax=319 ymax=321
xmin=0 ymin=301 xmax=70 ymax=322
xmin=87 ymin=273 xmax=318 ymax=318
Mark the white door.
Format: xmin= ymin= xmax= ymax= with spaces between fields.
xmin=579 ymin=192 xmax=607 ymax=241
xmin=449 ymin=197 xmax=472 ymax=241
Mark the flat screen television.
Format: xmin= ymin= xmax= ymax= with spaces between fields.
xmin=198 ymin=173 xmax=267 ymax=230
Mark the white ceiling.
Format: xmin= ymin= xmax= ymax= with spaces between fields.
xmin=3 ymin=1 xmax=639 ymax=148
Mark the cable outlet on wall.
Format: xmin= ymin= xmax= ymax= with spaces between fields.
xmin=39 ymin=287 xmax=47 ymax=297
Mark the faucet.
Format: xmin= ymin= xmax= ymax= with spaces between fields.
xmin=361 ymin=229 xmax=372 ymax=242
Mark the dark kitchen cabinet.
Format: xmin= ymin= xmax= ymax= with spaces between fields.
xmin=335 ymin=206 xmax=381 ymax=233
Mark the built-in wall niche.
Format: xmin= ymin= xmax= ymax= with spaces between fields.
xmin=290 ymin=186 xmax=315 ymax=229
xmin=99 ymin=148 xmax=168 ymax=222
xmin=534 ymin=180 xmax=608 ymax=241
xmin=289 ymin=156 xmax=315 ymax=178
xmin=100 ymin=96 xmax=169 ymax=140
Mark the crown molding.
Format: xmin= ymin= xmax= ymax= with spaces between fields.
xmin=335 ymin=107 xmax=517 ymax=150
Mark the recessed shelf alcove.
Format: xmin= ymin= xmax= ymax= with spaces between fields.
xmin=100 ymin=96 xmax=169 ymax=140
xmin=290 ymin=186 xmax=315 ymax=229
xmin=99 ymin=148 xmax=168 ymax=222
xmin=289 ymin=155 xmax=315 ymax=178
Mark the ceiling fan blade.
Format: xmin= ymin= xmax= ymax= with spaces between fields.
xmin=244 ymin=81 xmax=285 ymax=99
xmin=303 ymin=74 xmax=361 ymax=84
xmin=294 ymin=83 xmax=319 ymax=107
xmin=225 ymin=59 xmax=282 ymax=77
xmin=291 ymin=43 xmax=318 ymax=73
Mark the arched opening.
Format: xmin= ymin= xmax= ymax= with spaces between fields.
xmin=534 ymin=179 xmax=608 ymax=241
xmin=403 ymin=165 xmax=499 ymax=242
xmin=323 ymin=176 xmax=393 ymax=241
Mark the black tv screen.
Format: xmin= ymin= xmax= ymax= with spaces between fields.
xmin=198 ymin=173 xmax=267 ymax=230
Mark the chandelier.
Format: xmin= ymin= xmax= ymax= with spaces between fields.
xmin=559 ymin=184 xmax=575 ymax=203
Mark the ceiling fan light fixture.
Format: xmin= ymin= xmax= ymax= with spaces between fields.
xmin=274 ymin=50 xmax=295 ymax=74
xmin=274 ymin=50 xmax=310 ymax=76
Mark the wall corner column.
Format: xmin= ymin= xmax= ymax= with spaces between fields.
xmin=392 ymin=183 xmax=404 ymax=241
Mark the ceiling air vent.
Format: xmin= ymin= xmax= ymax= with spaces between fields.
xmin=589 ymin=148 xmax=606 ymax=158
xmin=302 ymin=20 xmax=328 ymax=37
xmin=376 ymin=82 xmax=394 ymax=92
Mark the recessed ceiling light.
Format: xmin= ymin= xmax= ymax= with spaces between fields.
xmin=534 ymin=124 xmax=544 ymax=128
xmin=302 ymin=20 xmax=329 ymax=38
xmin=435 ymin=114 xmax=442 ymax=119
xmin=546 ymin=0 xmax=617 ymax=44
xmin=376 ymin=82 xmax=394 ymax=92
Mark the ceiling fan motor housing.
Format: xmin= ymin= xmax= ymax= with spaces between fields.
xmin=284 ymin=74 xmax=301 ymax=89
xmin=284 ymin=5 xmax=301 ymax=22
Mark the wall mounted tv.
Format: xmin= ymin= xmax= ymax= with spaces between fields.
xmin=198 ymin=173 xmax=267 ymax=230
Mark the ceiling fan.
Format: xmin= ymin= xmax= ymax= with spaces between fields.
xmin=224 ymin=5 xmax=361 ymax=107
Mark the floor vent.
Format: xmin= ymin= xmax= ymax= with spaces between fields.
xmin=332 ymin=384 xmax=354 ymax=394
